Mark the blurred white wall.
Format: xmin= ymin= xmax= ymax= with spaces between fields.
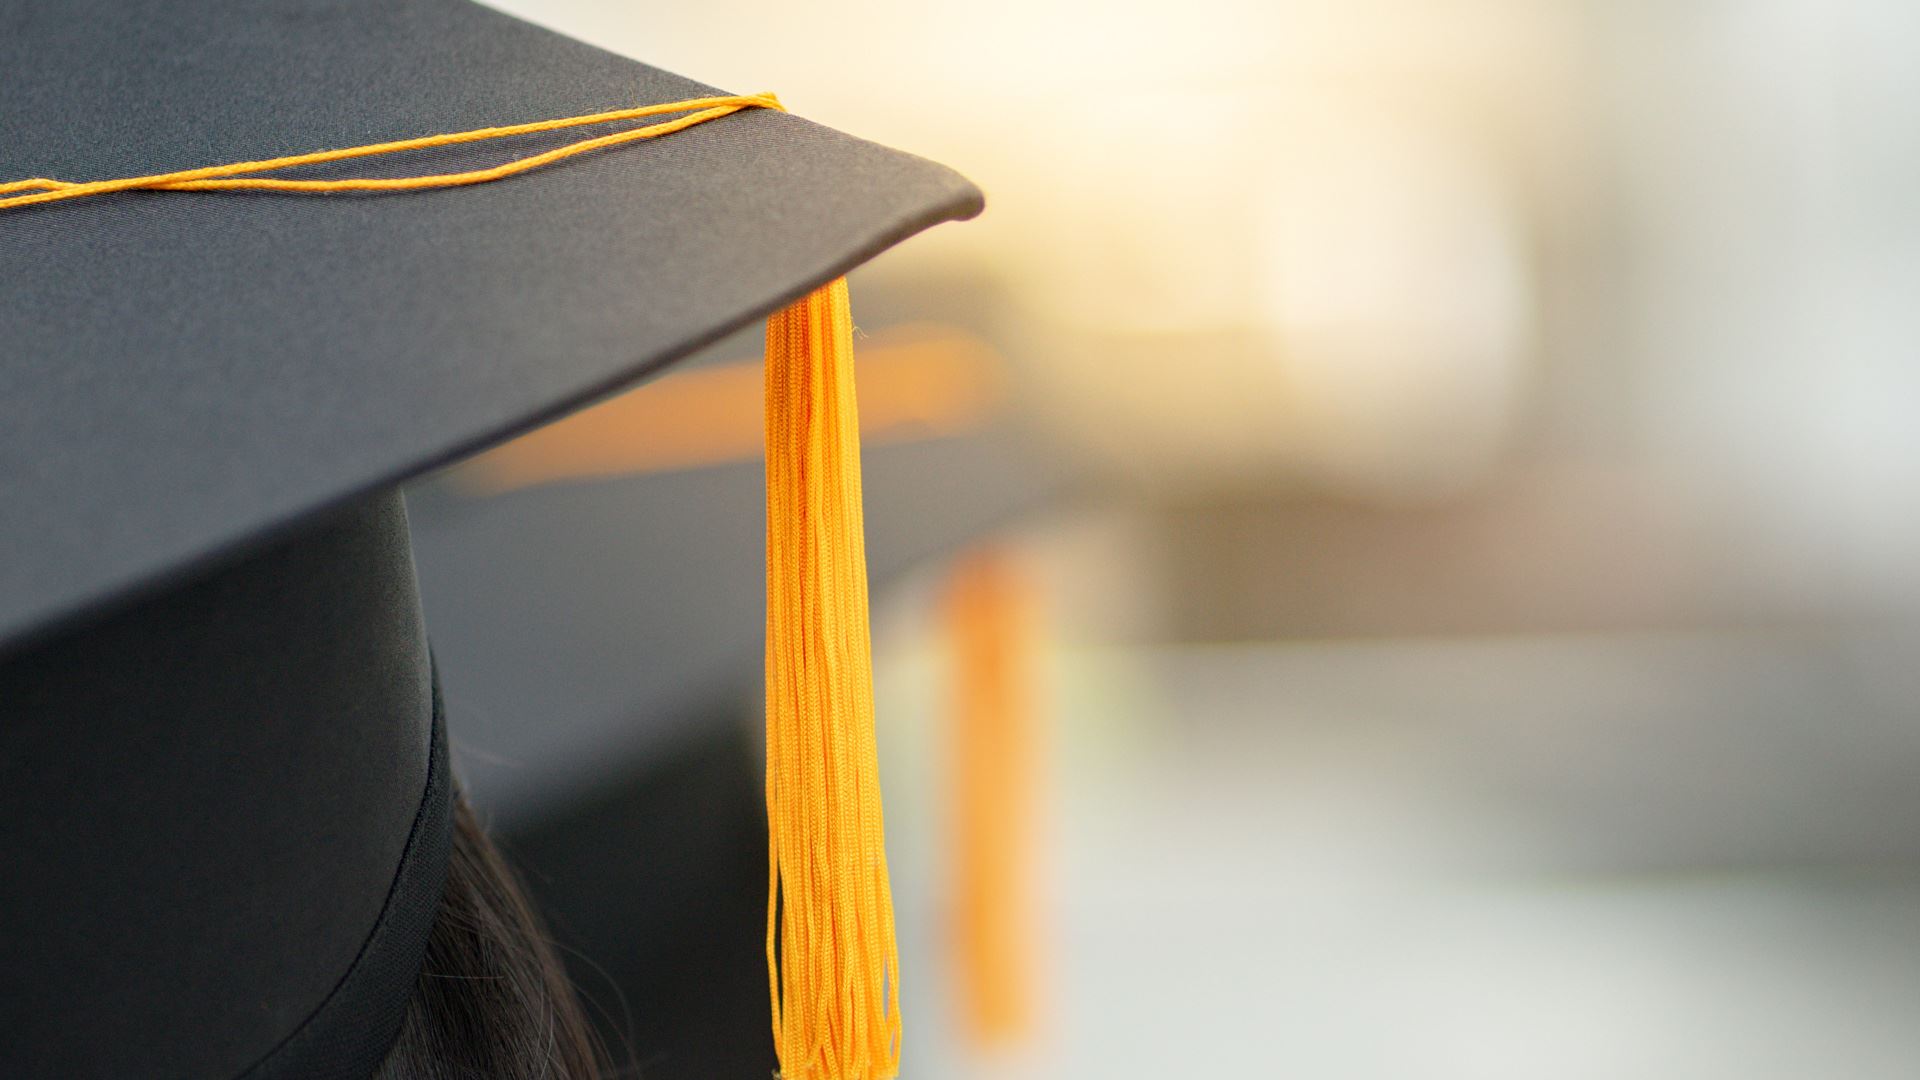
xmin=1590 ymin=1 xmax=1920 ymax=610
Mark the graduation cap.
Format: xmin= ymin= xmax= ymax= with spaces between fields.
xmin=0 ymin=1 xmax=979 ymax=1077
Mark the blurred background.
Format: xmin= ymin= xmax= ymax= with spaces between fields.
xmin=408 ymin=2 xmax=1920 ymax=1076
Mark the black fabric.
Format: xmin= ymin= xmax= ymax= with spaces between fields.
xmin=0 ymin=493 xmax=438 ymax=1079
xmin=243 ymin=673 xmax=453 ymax=1080
xmin=0 ymin=0 xmax=983 ymax=653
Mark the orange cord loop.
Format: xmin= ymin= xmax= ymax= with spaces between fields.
xmin=0 ymin=93 xmax=782 ymax=211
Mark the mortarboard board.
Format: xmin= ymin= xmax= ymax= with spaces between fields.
xmin=0 ymin=1 xmax=980 ymax=1077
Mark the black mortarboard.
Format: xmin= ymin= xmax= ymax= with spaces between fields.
xmin=0 ymin=1 xmax=979 ymax=1077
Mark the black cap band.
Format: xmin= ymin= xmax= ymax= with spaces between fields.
xmin=0 ymin=493 xmax=446 ymax=1079
xmin=241 ymin=673 xmax=452 ymax=1080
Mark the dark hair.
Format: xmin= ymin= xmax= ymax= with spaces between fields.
xmin=374 ymin=789 xmax=610 ymax=1080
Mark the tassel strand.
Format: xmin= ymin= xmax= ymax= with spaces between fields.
xmin=765 ymin=279 xmax=901 ymax=1080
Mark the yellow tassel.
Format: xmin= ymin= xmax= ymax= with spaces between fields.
xmin=764 ymin=278 xmax=901 ymax=1080
xmin=947 ymin=549 xmax=1039 ymax=1047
